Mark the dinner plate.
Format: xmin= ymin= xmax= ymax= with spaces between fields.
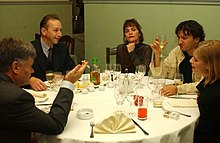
xmin=77 ymin=108 xmax=94 ymax=120
xmin=34 ymin=94 xmax=48 ymax=103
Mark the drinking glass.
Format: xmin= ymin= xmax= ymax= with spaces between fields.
xmin=113 ymin=64 xmax=121 ymax=81
xmin=147 ymin=75 xmax=158 ymax=100
xmin=105 ymin=64 xmax=113 ymax=81
xmin=158 ymin=35 xmax=167 ymax=57
xmin=137 ymin=96 xmax=148 ymax=120
xmin=152 ymin=87 xmax=164 ymax=108
xmin=53 ymin=72 xmax=64 ymax=91
xmin=114 ymin=74 xmax=129 ymax=112
xmin=156 ymin=75 xmax=166 ymax=90
xmin=135 ymin=64 xmax=146 ymax=88
xmin=174 ymin=72 xmax=184 ymax=96
xmin=125 ymin=76 xmax=136 ymax=117
xmin=46 ymin=70 xmax=54 ymax=91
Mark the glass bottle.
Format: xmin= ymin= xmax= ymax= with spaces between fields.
xmin=90 ymin=57 xmax=100 ymax=85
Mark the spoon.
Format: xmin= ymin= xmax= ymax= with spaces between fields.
xmin=90 ymin=121 xmax=95 ymax=138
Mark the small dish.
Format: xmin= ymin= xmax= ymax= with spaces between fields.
xmin=77 ymin=108 xmax=94 ymax=120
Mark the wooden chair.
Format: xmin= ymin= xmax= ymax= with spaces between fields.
xmin=106 ymin=47 xmax=117 ymax=64
xmin=35 ymin=33 xmax=77 ymax=64
xmin=35 ymin=33 xmax=40 ymax=40
xmin=59 ymin=35 xmax=75 ymax=55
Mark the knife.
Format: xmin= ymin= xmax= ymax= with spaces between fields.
xmin=132 ymin=119 xmax=149 ymax=135
xmin=167 ymin=96 xmax=196 ymax=100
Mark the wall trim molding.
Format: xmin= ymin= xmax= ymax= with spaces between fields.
xmin=84 ymin=0 xmax=220 ymax=5
xmin=0 ymin=1 xmax=72 ymax=5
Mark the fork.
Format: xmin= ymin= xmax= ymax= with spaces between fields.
xmin=162 ymin=106 xmax=191 ymax=117
xmin=90 ymin=121 xmax=95 ymax=138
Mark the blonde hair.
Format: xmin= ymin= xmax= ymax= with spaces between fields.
xmin=194 ymin=40 xmax=220 ymax=85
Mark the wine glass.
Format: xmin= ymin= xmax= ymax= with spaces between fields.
xmin=158 ymin=35 xmax=167 ymax=57
xmin=174 ymin=72 xmax=184 ymax=97
xmin=114 ymin=74 xmax=128 ymax=112
xmin=46 ymin=70 xmax=54 ymax=91
xmin=113 ymin=64 xmax=121 ymax=81
xmin=135 ymin=65 xmax=146 ymax=88
xmin=147 ymin=75 xmax=158 ymax=100
xmin=105 ymin=64 xmax=113 ymax=81
xmin=53 ymin=72 xmax=64 ymax=91
xmin=126 ymin=85 xmax=137 ymax=117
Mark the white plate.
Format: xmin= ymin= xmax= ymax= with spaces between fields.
xmin=34 ymin=94 xmax=48 ymax=103
xmin=77 ymin=108 xmax=94 ymax=120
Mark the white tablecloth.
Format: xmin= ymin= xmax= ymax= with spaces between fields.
xmin=36 ymin=76 xmax=199 ymax=143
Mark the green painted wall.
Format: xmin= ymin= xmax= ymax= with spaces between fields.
xmin=84 ymin=3 xmax=220 ymax=72
xmin=0 ymin=3 xmax=72 ymax=42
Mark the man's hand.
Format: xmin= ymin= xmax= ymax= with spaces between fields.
xmin=161 ymin=84 xmax=177 ymax=96
xmin=150 ymin=38 xmax=162 ymax=56
xmin=65 ymin=60 xmax=88 ymax=83
xmin=29 ymin=77 xmax=47 ymax=91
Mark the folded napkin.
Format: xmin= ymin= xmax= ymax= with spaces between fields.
xmin=166 ymin=98 xmax=198 ymax=107
xmin=94 ymin=112 xmax=136 ymax=134
xmin=23 ymin=89 xmax=47 ymax=102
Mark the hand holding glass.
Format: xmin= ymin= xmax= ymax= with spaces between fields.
xmin=158 ymin=35 xmax=167 ymax=57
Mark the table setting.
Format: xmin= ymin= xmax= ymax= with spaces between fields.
xmin=25 ymin=72 xmax=200 ymax=143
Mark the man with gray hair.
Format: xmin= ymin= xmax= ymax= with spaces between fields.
xmin=0 ymin=37 xmax=87 ymax=143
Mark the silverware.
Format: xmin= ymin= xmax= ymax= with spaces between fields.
xmin=132 ymin=119 xmax=149 ymax=135
xmin=162 ymin=106 xmax=191 ymax=117
xmin=90 ymin=121 xmax=95 ymax=138
xmin=167 ymin=96 xmax=196 ymax=100
xmin=35 ymin=103 xmax=52 ymax=106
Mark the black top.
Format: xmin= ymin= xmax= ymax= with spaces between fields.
xmin=194 ymin=78 xmax=220 ymax=143
xmin=116 ymin=42 xmax=152 ymax=75
xmin=179 ymin=52 xmax=193 ymax=83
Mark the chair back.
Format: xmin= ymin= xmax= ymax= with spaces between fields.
xmin=106 ymin=47 xmax=117 ymax=64
xmin=35 ymin=33 xmax=40 ymax=40
xmin=59 ymin=35 xmax=75 ymax=55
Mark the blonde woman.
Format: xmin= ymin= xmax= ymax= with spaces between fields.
xmin=190 ymin=40 xmax=220 ymax=143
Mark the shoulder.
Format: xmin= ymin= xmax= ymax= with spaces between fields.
xmin=0 ymin=82 xmax=32 ymax=104
xmin=116 ymin=44 xmax=126 ymax=52
xmin=116 ymin=44 xmax=125 ymax=49
xmin=30 ymin=39 xmax=41 ymax=50
xmin=169 ymin=45 xmax=183 ymax=55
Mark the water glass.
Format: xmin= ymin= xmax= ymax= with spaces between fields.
xmin=137 ymin=96 xmax=148 ymax=120
xmin=53 ymin=72 xmax=64 ymax=90
xmin=152 ymin=87 xmax=163 ymax=108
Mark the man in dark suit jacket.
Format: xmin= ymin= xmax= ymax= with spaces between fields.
xmin=29 ymin=14 xmax=75 ymax=91
xmin=0 ymin=37 xmax=88 ymax=143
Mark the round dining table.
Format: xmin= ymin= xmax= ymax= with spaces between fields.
xmin=35 ymin=76 xmax=199 ymax=143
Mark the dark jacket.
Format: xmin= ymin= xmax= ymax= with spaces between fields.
xmin=0 ymin=73 xmax=73 ymax=143
xmin=31 ymin=38 xmax=75 ymax=81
